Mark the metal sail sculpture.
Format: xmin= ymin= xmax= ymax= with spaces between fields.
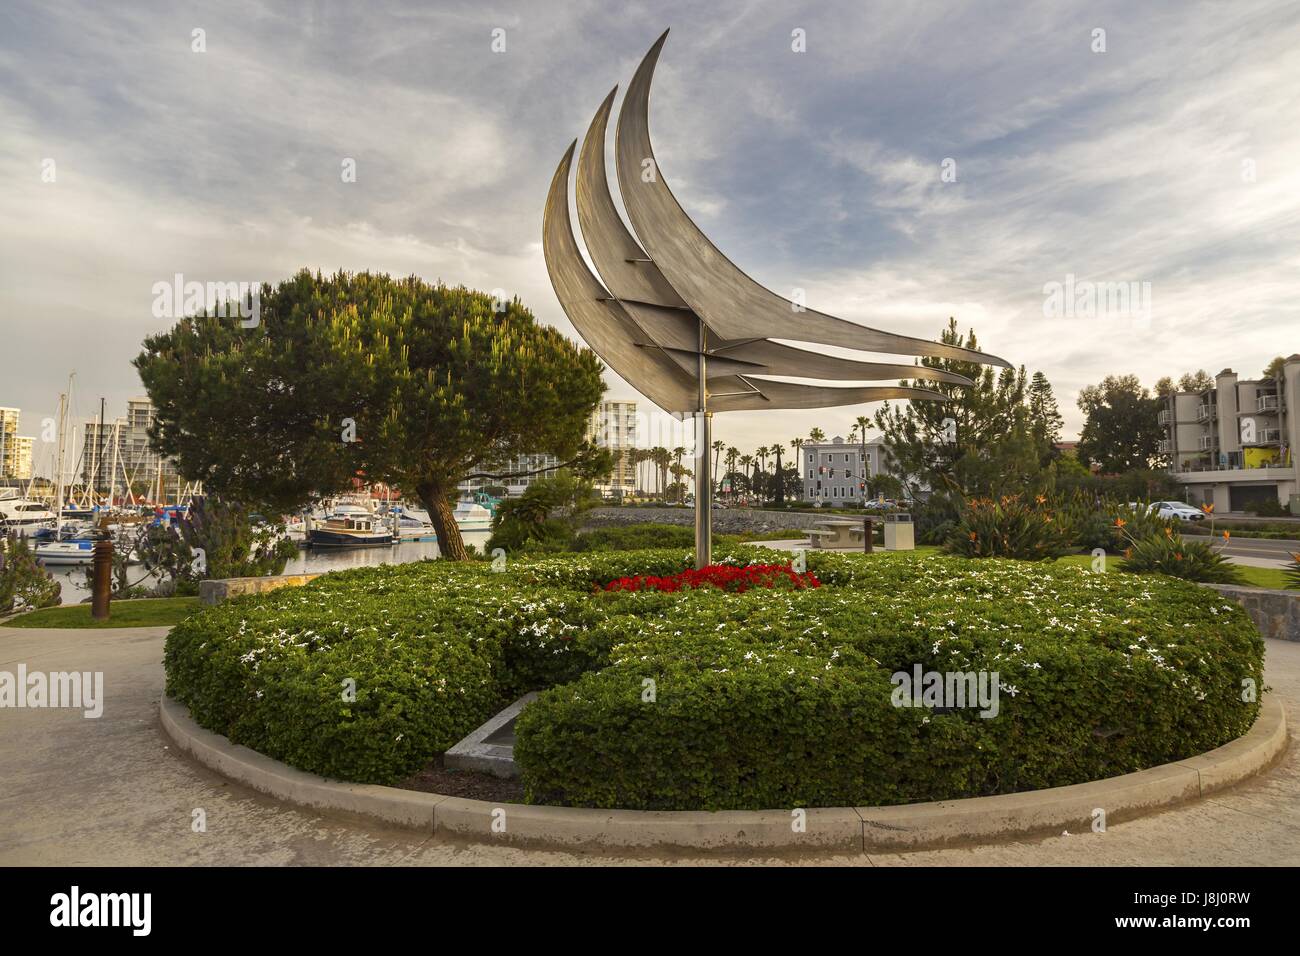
xmin=543 ymin=30 xmax=1009 ymax=568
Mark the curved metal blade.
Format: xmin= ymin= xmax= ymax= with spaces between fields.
xmin=709 ymin=380 xmax=953 ymax=413
xmin=577 ymin=82 xmax=974 ymax=388
xmin=614 ymin=30 xmax=1011 ymax=369
xmin=541 ymin=140 xmax=697 ymax=413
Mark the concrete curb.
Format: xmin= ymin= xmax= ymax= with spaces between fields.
xmin=160 ymin=695 xmax=1287 ymax=853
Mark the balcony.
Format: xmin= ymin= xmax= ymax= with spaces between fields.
xmin=1243 ymin=428 xmax=1283 ymax=446
xmin=1196 ymin=403 xmax=1216 ymax=422
xmin=1257 ymin=394 xmax=1280 ymax=412
xmin=1198 ymin=435 xmax=1218 ymax=451
xmin=1157 ymin=439 xmax=1172 ymax=455
xmin=1157 ymin=409 xmax=1172 ymax=426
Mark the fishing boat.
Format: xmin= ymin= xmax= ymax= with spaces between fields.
xmin=306 ymin=513 xmax=398 ymax=548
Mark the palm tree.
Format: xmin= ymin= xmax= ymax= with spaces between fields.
xmin=855 ymin=414 xmax=872 ymax=501
xmin=711 ymin=439 xmax=724 ymax=495
xmin=632 ymin=448 xmax=649 ymax=496
xmin=755 ymin=446 xmax=770 ymax=499
xmin=725 ymin=446 xmax=740 ymax=501
xmin=671 ymin=446 xmax=687 ymax=504
xmin=808 ymin=427 xmax=826 ymax=444
xmin=738 ymin=454 xmax=754 ymax=502
xmin=654 ymin=447 xmax=672 ymax=500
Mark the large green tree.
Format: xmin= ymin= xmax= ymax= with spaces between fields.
xmin=872 ymin=318 xmax=1042 ymax=501
xmin=1027 ymin=370 xmax=1064 ymax=464
xmin=135 ymin=270 xmax=607 ymax=560
xmin=1076 ymin=374 xmax=1163 ymax=473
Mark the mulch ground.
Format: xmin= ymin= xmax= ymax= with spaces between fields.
xmin=398 ymin=760 xmax=526 ymax=803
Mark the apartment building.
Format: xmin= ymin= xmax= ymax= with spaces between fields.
xmin=585 ymin=400 xmax=637 ymax=498
xmin=456 ymin=401 xmax=638 ymax=500
xmin=1158 ymin=355 xmax=1300 ymax=512
xmin=801 ymin=435 xmax=896 ymax=502
xmin=81 ymin=398 xmax=182 ymax=493
xmin=0 ymin=407 xmax=35 ymax=481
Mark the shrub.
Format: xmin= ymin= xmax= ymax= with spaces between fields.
xmin=178 ymin=497 xmax=297 ymax=579
xmin=945 ymin=495 xmax=1073 ymax=560
xmin=573 ymin=523 xmax=695 ymax=552
xmin=516 ymin=553 xmax=1263 ymax=809
xmin=1249 ymin=497 xmax=1289 ymax=518
xmin=487 ymin=473 xmax=597 ymax=554
xmin=1286 ymin=552 xmax=1300 ymax=590
xmin=0 ymin=536 xmax=61 ymax=612
xmin=168 ymin=548 xmax=1264 ymax=809
xmin=1116 ymin=522 xmax=1243 ymax=585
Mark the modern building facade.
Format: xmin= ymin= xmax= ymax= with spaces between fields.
xmin=81 ymin=398 xmax=183 ymax=495
xmin=585 ymin=400 xmax=637 ymax=498
xmin=457 ymin=453 xmax=561 ymax=499
xmin=1158 ymin=356 xmax=1300 ymax=511
xmin=801 ymin=435 xmax=895 ymax=502
xmin=457 ymin=400 xmax=639 ymax=500
xmin=0 ymin=407 xmax=35 ymax=481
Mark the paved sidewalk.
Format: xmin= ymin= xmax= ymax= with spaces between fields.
xmin=0 ymin=624 xmax=1296 ymax=866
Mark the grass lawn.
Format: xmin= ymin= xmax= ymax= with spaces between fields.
xmin=1053 ymin=552 xmax=1288 ymax=589
xmin=2 ymin=597 xmax=201 ymax=629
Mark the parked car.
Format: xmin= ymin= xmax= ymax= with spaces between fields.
xmin=1148 ymin=500 xmax=1207 ymax=522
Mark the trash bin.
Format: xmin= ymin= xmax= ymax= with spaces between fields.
xmin=883 ymin=513 xmax=914 ymax=551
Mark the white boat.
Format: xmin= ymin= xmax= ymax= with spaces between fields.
xmin=33 ymin=531 xmax=101 ymax=565
xmin=0 ymin=497 xmax=57 ymax=532
xmin=390 ymin=509 xmax=438 ymax=542
xmin=452 ymin=500 xmax=493 ymax=531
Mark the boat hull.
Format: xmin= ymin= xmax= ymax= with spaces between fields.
xmin=307 ymin=529 xmax=397 ymax=548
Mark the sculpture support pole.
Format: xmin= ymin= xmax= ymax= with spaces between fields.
xmin=695 ymin=324 xmax=711 ymax=569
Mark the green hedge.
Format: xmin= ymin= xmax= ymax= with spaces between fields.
xmin=166 ymin=549 xmax=1265 ymax=807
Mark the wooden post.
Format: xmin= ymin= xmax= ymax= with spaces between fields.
xmin=91 ymin=538 xmax=113 ymax=620
xmin=863 ymin=516 xmax=873 ymax=554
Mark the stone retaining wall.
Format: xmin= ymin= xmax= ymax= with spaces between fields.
xmin=1205 ymin=584 xmax=1300 ymax=642
xmin=199 ymin=573 xmax=323 ymax=606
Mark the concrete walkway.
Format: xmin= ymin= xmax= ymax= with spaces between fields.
xmin=1 ymin=624 xmax=1297 ymax=866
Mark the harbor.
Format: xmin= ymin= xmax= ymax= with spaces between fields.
xmin=42 ymin=530 xmax=493 ymax=605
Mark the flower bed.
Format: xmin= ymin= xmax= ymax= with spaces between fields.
xmin=603 ymin=563 xmax=819 ymax=593
xmin=165 ymin=549 xmax=1265 ymax=809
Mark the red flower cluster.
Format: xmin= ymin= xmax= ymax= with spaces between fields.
xmin=603 ymin=563 xmax=821 ymax=594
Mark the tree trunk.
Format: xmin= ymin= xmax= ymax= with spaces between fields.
xmin=417 ymin=481 xmax=469 ymax=561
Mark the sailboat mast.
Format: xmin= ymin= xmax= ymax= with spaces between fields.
xmin=108 ymin=421 xmax=121 ymax=508
xmin=53 ymin=383 xmax=69 ymax=528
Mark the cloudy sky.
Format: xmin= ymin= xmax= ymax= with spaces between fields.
xmin=3 ymin=0 xmax=1298 ymax=477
